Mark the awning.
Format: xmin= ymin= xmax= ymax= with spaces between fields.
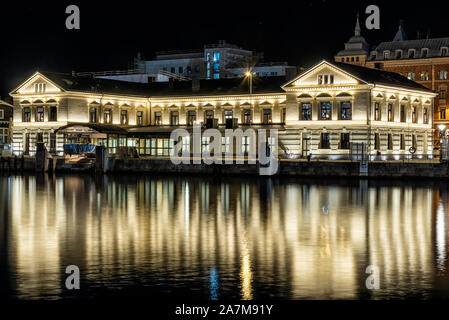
xmin=54 ymin=123 xmax=128 ymax=135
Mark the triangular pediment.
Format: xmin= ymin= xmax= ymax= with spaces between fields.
xmin=282 ymin=60 xmax=363 ymax=89
xmin=11 ymin=72 xmax=63 ymax=95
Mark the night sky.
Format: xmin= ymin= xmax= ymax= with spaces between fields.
xmin=1 ymin=0 xmax=449 ymax=98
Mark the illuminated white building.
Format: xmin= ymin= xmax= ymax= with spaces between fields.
xmin=9 ymin=60 xmax=435 ymax=158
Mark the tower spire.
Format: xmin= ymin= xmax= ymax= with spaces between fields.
xmin=355 ymin=13 xmax=361 ymax=37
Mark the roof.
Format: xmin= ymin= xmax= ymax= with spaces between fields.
xmin=37 ymin=71 xmax=286 ymax=97
xmin=369 ymin=37 xmax=449 ymax=60
xmin=0 ymin=99 xmax=13 ymax=108
xmin=331 ymin=61 xmax=433 ymax=92
xmin=54 ymin=123 xmax=128 ymax=135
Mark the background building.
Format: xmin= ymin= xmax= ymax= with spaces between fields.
xmin=335 ymin=18 xmax=449 ymax=147
xmin=85 ymin=40 xmax=297 ymax=83
xmin=0 ymin=98 xmax=13 ymax=153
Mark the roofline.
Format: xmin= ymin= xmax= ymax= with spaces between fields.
xmin=9 ymin=71 xmax=66 ymax=96
xmin=281 ymin=60 xmax=368 ymax=88
xmin=0 ymin=99 xmax=14 ymax=107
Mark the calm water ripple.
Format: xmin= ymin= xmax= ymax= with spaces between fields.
xmin=0 ymin=174 xmax=448 ymax=300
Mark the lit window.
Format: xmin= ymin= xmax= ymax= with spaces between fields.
xmin=36 ymin=107 xmax=44 ymax=122
xmin=439 ymin=70 xmax=448 ymax=80
xmin=121 ymin=110 xmax=128 ymax=125
xmin=187 ymin=110 xmax=196 ymax=125
xmin=340 ymin=101 xmax=351 ymax=120
xmin=374 ymin=102 xmax=381 ymax=121
xmin=154 ymin=111 xmax=162 ymax=125
xmin=104 ymin=109 xmax=112 ymax=124
xmin=136 ymin=111 xmax=143 ymax=126
xmin=263 ymin=109 xmax=272 ymax=124
xmin=23 ymin=107 xmax=31 ymax=122
xmin=320 ymin=102 xmax=331 ymax=120
xmin=170 ymin=111 xmax=179 ymax=125
xmin=301 ymin=103 xmax=311 ymax=120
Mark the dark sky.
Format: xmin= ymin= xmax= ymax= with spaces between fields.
xmin=1 ymin=0 xmax=449 ymax=98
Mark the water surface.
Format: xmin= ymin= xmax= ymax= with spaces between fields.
xmin=0 ymin=174 xmax=448 ymax=300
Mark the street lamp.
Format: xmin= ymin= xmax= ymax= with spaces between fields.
xmin=245 ymin=70 xmax=253 ymax=95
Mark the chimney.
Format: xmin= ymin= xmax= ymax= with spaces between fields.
xmin=192 ymin=78 xmax=200 ymax=92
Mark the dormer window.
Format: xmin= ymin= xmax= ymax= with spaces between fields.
xmin=408 ymin=49 xmax=415 ymax=58
xmin=383 ymin=51 xmax=390 ymax=59
xmin=396 ymin=50 xmax=403 ymax=59
xmin=34 ymin=83 xmax=46 ymax=93
xmin=422 ymin=48 xmax=429 ymax=58
xmin=441 ymin=47 xmax=448 ymax=57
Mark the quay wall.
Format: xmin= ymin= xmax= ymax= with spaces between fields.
xmin=2 ymin=156 xmax=449 ymax=179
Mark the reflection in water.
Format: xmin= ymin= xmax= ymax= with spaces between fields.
xmin=0 ymin=174 xmax=448 ymax=300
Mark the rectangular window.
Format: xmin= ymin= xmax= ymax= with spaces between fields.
xmin=439 ymin=70 xmax=448 ymax=80
xmin=187 ymin=110 xmax=196 ymax=125
xmin=23 ymin=107 xmax=31 ymax=122
xmin=407 ymin=72 xmax=415 ymax=80
xmin=154 ymin=111 xmax=162 ymax=125
xmin=34 ymin=83 xmax=46 ymax=93
xmin=301 ymin=103 xmax=311 ymax=120
xmin=205 ymin=110 xmax=214 ymax=120
xmin=412 ymin=135 xmax=417 ymax=149
xmin=400 ymin=105 xmax=406 ymax=122
xmin=424 ymin=108 xmax=428 ymax=124
xmin=411 ymin=106 xmax=417 ymax=123
xmin=320 ymin=133 xmax=330 ymax=149
xmin=0 ymin=110 xmax=3 ymax=120
xmin=420 ymin=71 xmax=429 ymax=81
xmin=388 ymin=104 xmax=393 ymax=121
xmin=374 ymin=102 xmax=381 ymax=121
xmin=36 ymin=107 xmax=44 ymax=122
xmin=104 ymin=109 xmax=112 ymax=124
xmin=318 ymin=75 xmax=323 ymax=85
xmin=374 ymin=133 xmax=380 ymax=150
xmin=170 ymin=111 xmax=179 ymax=125
xmin=136 ymin=111 xmax=143 ymax=126
xmin=243 ymin=110 xmax=251 ymax=124
xmin=340 ymin=101 xmax=352 ymax=120
xmin=320 ymin=102 xmax=331 ymax=120
xmin=241 ymin=136 xmax=250 ymax=154
xmin=400 ymin=134 xmax=405 ymax=150
xmin=221 ymin=136 xmax=230 ymax=154
xmin=340 ymin=133 xmax=350 ymax=149
xmin=263 ymin=109 xmax=272 ymax=124
xmin=388 ymin=134 xmax=393 ymax=150
xmin=89 ymin=107 xmax=97 ymax=123
xmin=49 ymin=106 xmax=57 ymax=121
xmin=201 ymin=136 xmax=210 ymax=153
xmin=224 ymin=110 xmax=233 ymax=119
xmin=441 ymin=108 xmax=446 ymax=120
xmin=120 ymin=110 xmax=128 ymax=125
xmin=440 ymin=87 xmax=447 ymax=100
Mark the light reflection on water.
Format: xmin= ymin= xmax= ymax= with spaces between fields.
xmin=0 ymin=174 xmax=448 ymax=300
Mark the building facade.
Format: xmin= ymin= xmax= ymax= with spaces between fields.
xmin=9 ymin=61 xmax=435 ymax=159
xmin=336 ymin=18 xmax=449 ymax=147
xmin=0 ymin=99 xmax=13 ymax=152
